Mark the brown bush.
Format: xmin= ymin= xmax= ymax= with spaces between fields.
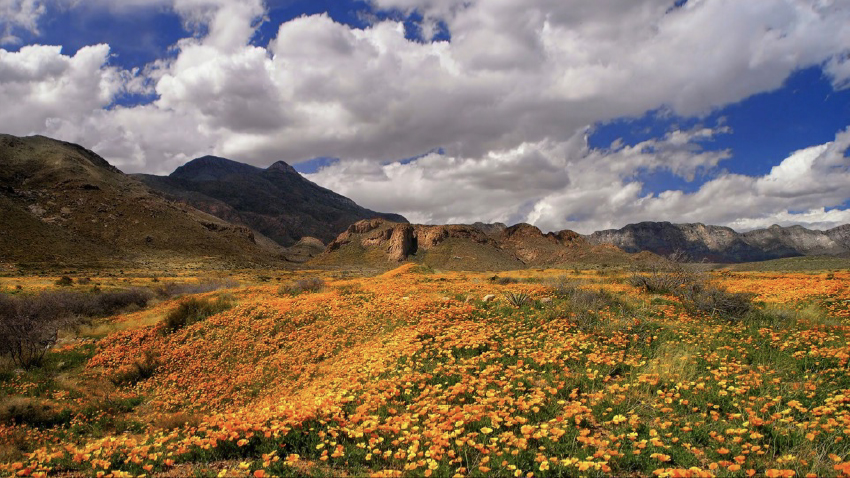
xmin=629 ymin=253 xmax=753 ymax=320
xmin=0 ymin=293 xmax=67 ymax=369
xmin=0 ymin=288 xmax=155 ymax=369
xmin=279 ymin=277 xmax=325 ymax=295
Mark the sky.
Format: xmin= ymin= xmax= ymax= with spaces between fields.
xmin=1 ymin=0 xmax=850 ymax=234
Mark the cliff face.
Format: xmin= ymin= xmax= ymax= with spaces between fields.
xmin=587 ymin=221 xmax=850 ymax=262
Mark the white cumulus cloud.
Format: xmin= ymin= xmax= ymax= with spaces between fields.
xmin=2 ymin=0 xmax=850 ymax=233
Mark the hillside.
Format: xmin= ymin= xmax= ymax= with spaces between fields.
xmin=313 ymin=218 xmax=657 ymax=270
xmin=0 ymin=135 xmax=286 ymax=269
xmin=136 ymin=156 xmax=408 ymax=247
xmin=587 ymin=221 xmax=850 ymax=263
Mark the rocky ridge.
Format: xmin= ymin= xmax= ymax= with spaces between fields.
xmin=587 ymin=221 xmax=850 ymax=263
xmin=319 ymin=218 xmax=651 ymax=270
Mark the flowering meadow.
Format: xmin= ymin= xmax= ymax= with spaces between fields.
xmin=2 ymin=266 xmax=850 ymax=477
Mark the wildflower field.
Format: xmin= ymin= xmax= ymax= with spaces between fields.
xmin=2 ymin=265 xmax=850 ymax=478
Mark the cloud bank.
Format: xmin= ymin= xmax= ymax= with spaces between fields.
xmin=1 ymin=0 xmax=850 ymax=232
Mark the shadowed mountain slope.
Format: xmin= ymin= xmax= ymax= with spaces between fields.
xmin=136 ymin=156 xmax=408 ymax=247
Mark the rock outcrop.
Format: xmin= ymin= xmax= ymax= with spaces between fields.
xmin=415 ymin=224 xmax=495 ymax=249
xmin=319 ymin=219 xmax=649 ymax=270
xmin=387 ymin=224 xmax=416 ymax=261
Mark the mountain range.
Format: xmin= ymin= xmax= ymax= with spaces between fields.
xmin=1 ymin=133 xmax=849 ymax=270
xmin=586 ymin=221 xmax=850 ymax=263
xmin=0 ymin=135 xmax=398 ymax=268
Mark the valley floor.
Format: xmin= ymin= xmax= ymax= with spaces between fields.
xmin=2 ymin=265 xmax=850 ymax=477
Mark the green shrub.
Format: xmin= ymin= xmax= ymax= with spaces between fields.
xmin=0 ymin=397 xmax=72 ymax=428
xmin=162 ymin=296 xmax=234 ymax=333
xmin=110 ymin=350 xmax=161 ymax=386
xmin=93 ymin=289 xmax=152 ymax=315
xmin=492 ymin=276 xmax=519 ymax=285
xmin=412 ymin=265 xmax=436 ymax=274
xmin=54 ymin=276 xmax=73 ymax=287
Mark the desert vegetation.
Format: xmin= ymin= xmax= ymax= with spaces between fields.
xmin=0 ymin=265 xmax=849 ymax=478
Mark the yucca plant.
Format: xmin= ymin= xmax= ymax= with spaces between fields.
xmin=503 ymin=291 xmax=531 ymax=308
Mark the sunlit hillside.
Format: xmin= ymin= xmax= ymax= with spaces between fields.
xmin=2 ymin=266 xmax=850 ymax=478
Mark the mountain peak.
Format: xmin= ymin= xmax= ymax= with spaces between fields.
xmin=140 ymin=155 xmax=408 ymax=246
xmin=171 ymin=156 xmax=261 ymax=181
xmin=267 ymin=160 xmax=298 ymax=175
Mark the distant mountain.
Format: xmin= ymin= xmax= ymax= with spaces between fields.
xmin=741 ymin=224 xmax=850 ymax=257
xmin=586 ymin=221 xmax=850 ymax=262
xmin=0 ymin=135 xmax=285 ymax=268
xmin=314 ymin=219 xmax=657 ymax=271
xmin=136 ymin=156 xmax=408 ymax=247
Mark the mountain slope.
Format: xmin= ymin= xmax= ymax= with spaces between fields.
xmin=587 ymin=221 xmax=850 ymax=262
xmin=0 ymin=134 xmax=284 ymax=268
xmin=136 ymin=156 xmax=408 ymax=247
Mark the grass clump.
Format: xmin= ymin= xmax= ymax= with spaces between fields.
xmin=162 ymin=296 xmax=234 ymax=333
xmin=551 ymin=278 xmax=631 ymax=331
xmin=279 ymin=277 xmax=325 ymax=295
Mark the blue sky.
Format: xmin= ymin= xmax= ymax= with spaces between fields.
xmin=2 ymin=0 xmax=850 ymax=232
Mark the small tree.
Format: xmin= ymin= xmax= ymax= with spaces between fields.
xmin=0 ymin=294 xmax=67 ymax=369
